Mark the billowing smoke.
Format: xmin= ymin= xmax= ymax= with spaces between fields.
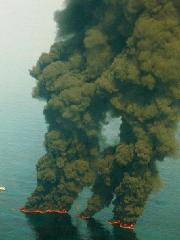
xmin=26 ymin=0 xmax=180 ymax=224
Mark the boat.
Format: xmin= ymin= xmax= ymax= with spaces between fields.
xmin=108 ymin=219 xmax=135 ymax=230
xmin=0 ymin=186 xmax=6 ymax=192
xmin=20 ymin=207 xmax=68 ymax=214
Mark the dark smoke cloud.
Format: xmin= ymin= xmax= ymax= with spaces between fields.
xmin=26 ymin=0 xmax=180 ymax=224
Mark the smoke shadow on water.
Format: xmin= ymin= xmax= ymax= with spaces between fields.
xmin=112 ymin=227 xmax=138 ymax=240
xmin=26 ymin=214 xmax=138 ymax=240
xmin=26 ymin=214 xmax=81 ymax=240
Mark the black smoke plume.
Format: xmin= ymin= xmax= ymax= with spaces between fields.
xmin=26 ymin=0 xmax=180 ymax=224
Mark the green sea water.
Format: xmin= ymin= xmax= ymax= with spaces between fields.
xmin=0 ymin=1 xmax=179 ymax=240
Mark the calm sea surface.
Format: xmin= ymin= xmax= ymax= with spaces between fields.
xmin=0 ymin=1 xmax=179 ymax=240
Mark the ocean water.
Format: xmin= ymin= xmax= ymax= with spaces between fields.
xmin=0 ymin=1 xmax=179 ymax=240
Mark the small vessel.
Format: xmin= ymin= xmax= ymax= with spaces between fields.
xmin=108 ymin=220 xmax=135 ymax=230
xmin=0 ymin=186 xmax=6 ymax=192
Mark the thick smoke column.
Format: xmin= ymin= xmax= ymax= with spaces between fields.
xmin=26 ymin=0 xmax=180 ymax=224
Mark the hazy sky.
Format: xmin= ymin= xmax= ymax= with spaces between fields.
xmin=0 ymin=0 xmax=64 ymax=60
xmin=0 ymin=0 xmax=64 ymax=101
xmin=0 ymin=1 xmax=65 ymax=170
